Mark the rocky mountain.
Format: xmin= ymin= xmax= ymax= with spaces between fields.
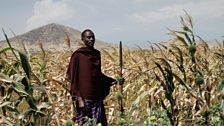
xmin=0 ymin=23 xmax=113 ymax=52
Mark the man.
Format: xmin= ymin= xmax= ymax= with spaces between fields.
xmin=67 ymin=29 xmax=117 ymax=125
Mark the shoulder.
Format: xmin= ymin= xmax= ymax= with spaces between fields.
xmin=93 ymin=49 xmax=101 ymax=57
xmin=94 ymin=49 xmax=100 ymax=54
xmin=71 ymin=49 xmax=81 ymax=59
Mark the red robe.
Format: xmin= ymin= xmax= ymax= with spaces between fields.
xmin=67 ymin=47 xmax=115 ymax=101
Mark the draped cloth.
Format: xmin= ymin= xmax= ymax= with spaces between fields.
xmin=67 ymin=47 xmax=115 ymax=125
xmin=74 ymin=99 xmax=107 ymax=125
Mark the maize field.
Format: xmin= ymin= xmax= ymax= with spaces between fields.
xmin=0 ymin=13 xmax=224 ymax=126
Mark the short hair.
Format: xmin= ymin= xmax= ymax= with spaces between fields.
xmin=81 ymin=29 xmax=93 ymax=38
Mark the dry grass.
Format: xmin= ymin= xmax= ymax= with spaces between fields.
xmin=23 ymin=40 xmax=221 ymax=125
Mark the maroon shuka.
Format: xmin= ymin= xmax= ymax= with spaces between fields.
xmin=67 ymin=46 xmax=115 ymax=101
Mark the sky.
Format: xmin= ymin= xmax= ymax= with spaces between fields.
xmin=0 ymin=0 xmax=223 ymax=47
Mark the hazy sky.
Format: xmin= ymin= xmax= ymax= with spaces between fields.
xmin=0 ymin=0 xmax=223 ymax=47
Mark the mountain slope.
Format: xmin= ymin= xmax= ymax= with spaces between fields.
xmin=0 ymin=23 xmax=113 ymax=52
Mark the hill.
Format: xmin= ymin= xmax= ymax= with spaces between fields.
xmin=0 ymin=23 xmax=114 ymax=53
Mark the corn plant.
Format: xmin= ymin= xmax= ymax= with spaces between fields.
xmin=149 ymin=12 xmax=223 ymax=126
xmin=0 ymin=30 xmax=51 ymax=125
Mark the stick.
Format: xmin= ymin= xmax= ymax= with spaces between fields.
xmin=119 ymin=41 xmax=124 ymax=113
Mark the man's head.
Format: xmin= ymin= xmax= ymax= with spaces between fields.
xmin=81 ymin=29 xmax=95 ymax=47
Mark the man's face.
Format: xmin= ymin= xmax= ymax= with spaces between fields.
xmin=82 ymin=31 xmax=95 ymax=47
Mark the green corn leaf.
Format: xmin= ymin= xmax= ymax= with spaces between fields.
xmin=21 ymin=77 xmax=30 ymax=92
xmin=0 ymin=47 xmax=31 ymax=80
xmin=0 ymin=101 xmax=11 ymax=108
xmin=175 ymin=46 xmax=184 ymax=67
xmin=13 ymin=81 xmax=29 ymax=95
xmin=165 ymin=68 xmax=174 ymax=89
xmin=165 ymin=59 xmax=179 ymax=70
xmin=184 ymin=33 xmax=192 ymax=45
xmin=2 ymin=29 xmax=19 ymax=61
xmin=0 ymin=72 xmax=29 ymax=95
xmin=0 ymin=47 xmax=12 ymax=54
xmin=35 ymin=110 xmax=46 ymax=117
xmin=5 ymin=105 xmax=19 ymax=114
xmin=158 ymin=58 xmax=174 ymax=82
xmin=15 ymin=96 xmax=24 ymax=107
xmin=5 ymin=87 xmax=13 ymax=100
xmin=0 ymin=72 xmax=13 ymax=83
xmin=177 ymin=35 xmax=188 ymax=49
xmin=160 ymin=99 xmax=168 ymax=112
xmin=173 ymin=30 xmax=187 ymax=35
xmin=154 ymin=72 xmax=162 ymax=82
xmin=158 ymin=58 xmax=172 ymax=70
xmin=167 ymin=48 xmax=178 ymax=59
xmin=65 ymin=120 xmax=73 ymax=126
xmin=171 ymin=45 xmax=185 ymax=71
xmin=154 ymin=72 xmax=167 ymax=91
xmin=172 ymin=73 xmax=189 ymax=90
xmin=14 ymin=75 xmax=31 ymax=92
xmin=153 ymin=43 xmax=167 ymax=58
xmin=27 ymin=96 xmax=38 ymax=110
xmin=192 ymin=35 xmax=195 ymax=43
xmin=154 ymin=60 xmax=175 ymax=92
xmin=19 ymin=108 xmax=46 ymax=121
xmin=183 ymin=26 xmax=193 ymax=33
xmin=160 ymin=99 xmax=173 ymax=121
xmin=195 ymin=75 xmax=204 ymax=85
xmin=17 ymin=50 xmax=31 ymax=78
xmin=154 ymin=62 xmax=166 ymax=79
xmin=158 ymin=43 xmax=168 ymax=50
xmin=184 ymin=11 xmax=194 ymax=29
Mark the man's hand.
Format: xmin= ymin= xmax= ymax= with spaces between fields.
xmin=112 ymin=77 xmax=125 ymax=85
